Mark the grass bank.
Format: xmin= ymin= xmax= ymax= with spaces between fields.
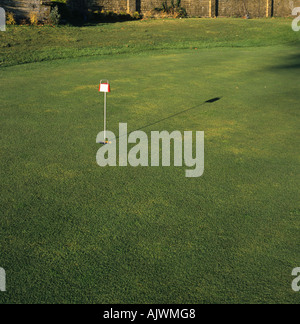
xmin=0 ymin=18 xmax=299 ymax=67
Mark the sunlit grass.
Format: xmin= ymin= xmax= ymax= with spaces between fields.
xmin=0 ymin=19 xmax=299 ymax=304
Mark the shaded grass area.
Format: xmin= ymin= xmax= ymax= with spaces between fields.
xmin=0 ymin=18 xmax=299 ymax=67
xmin=0 ymin=43 xmax=299 ymax=303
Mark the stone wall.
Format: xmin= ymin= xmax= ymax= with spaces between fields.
xmin=135 ymin=0 xmax=209 ymax=17
xmin=1 ymin=0 xmax=300 ymax=19
xmin=274 ymin=0 xmax=300 ymax=17
xmin=0 ymin=0 xmax=51 ymax=20
xmin=217 ymin=0 xmax=267 ymax=18
xmin=216 ymin=0 xmax=300 ymax=18
xmin=182 ymin=0 xmax=210 ymax=17
xmin=84 ymin=0 xmax=300 ymax=17
xmin=67 ymin=0 xmax=127 ymax=12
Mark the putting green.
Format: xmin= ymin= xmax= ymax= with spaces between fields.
xmin=0 ymin=45 xmax=299 ymax=303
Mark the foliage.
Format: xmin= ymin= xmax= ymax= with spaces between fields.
xmin=132 ymin=11 xmax=142 ymax=20
xmin=154 ymin=0 xmax=187 ymax=18
xmin=29 ymin=12 xmax=39 ymax=26
xmin=6 ymin=12 xmax=16 ymax=25
xmin=48 ymin=6 xmax=61 ymax=25
xmin=89 ymin=10 xmax=142 ymax=23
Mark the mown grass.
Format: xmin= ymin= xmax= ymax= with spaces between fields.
xmin=0 ymin=18 xmax=299 ymax=67
xmin=0 ymin=18 xmax=299 ymax=304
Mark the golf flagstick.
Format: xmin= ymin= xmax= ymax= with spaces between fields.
xmin=99 ymin=80 xmax=111 ymax=144
xmin=104 ymin=91 xmax=106 ymax=140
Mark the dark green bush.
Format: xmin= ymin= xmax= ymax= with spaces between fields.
xmin=154 ymin=0 xmax=187 ymax=18
xmin=89 ymin=10 xmax=142 ymax=23
xmin=48 ymin=6 xmax=61 ymax=25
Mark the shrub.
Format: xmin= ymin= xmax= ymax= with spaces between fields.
xmin=132 ymin=11 xmax=142 ymax=20
xmin=29 ymin=12 xmax=38 ymax=26
xmin=154 ymin=0 xmax=187 ymax=18
xmin=19 ymin=19 xmax=29 ymax=26
xmin=6 ymin=12 xmax=16 ymax=25
xmin=89 ymin=10 xmax=141 ymax=23
xmin=48 ymin=6 xmax=61 ymax=25
xmin=177 ymin=7 xmax=187 ymax=18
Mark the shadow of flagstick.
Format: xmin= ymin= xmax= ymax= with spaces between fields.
xmin=108 ymin=97 xmax=222 ymax=142
xmin=135 ymin=97 xmax=221 ymax=132
xmin=96 ymin=97 xmax=222 ymax=178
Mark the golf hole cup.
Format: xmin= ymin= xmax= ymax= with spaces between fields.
xmin=99 ymin=80 xmax=111 ymax=144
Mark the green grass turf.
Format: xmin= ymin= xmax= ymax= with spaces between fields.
xmin=0 ymin=18 xmax=299 ymax=67
xmin=0 ymin=19 xmax=299 ymax=304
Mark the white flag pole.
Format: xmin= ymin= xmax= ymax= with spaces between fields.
xmin=99 ymin=80 xmax=111 ymax=145
xmin=104 ymin=91 xmax=107 ymax=141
